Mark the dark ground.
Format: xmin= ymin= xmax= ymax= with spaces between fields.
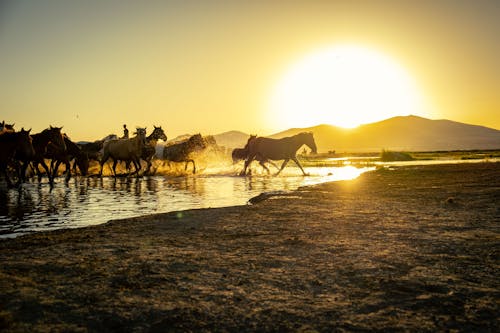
xmin=1 ymin=162 xmax=499 ymax=332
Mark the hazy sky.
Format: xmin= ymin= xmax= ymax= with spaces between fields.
xmin=1 ymin=0 xmax=499 ymax=141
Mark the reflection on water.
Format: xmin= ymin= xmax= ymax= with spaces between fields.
xmin=0 ymin=166 xmax=371 ymax=238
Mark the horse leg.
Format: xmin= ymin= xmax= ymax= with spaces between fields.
xmin=134 ymin=158 xmax=141 ymax=177
xmin=1 ymin=165 xmax=14 ymax=188
xmin=240 ymin=155 xmax=256 ymax=176
xmin=52 ymin=160 xmax=64 ymax=181
xmin=258 ymin=160 xmax=271 ymax=174
xmin=112 ymin=159 xmax=118 ymax=177
xmin=145 ymin=158 xmax=152 ymax=175
xmin=99 ymin=153 xmax=109 ymax=177
xmin=276 ymin=159 xmax=290 ymax=176
xmin=269 ymin=160 xmax=280 ymax=171
xmin=190 ymin=160 xmax=196 ymax=174
xmin=39 ymin=160 xmax=54 ymax=185
xmin=32 ymin=162 xmax=43 ymax=182
xmin=291 ymin=157 xmax=308 ymax=176
xmin=64 ymin=160 xmax=72 ymax=183
xmin=18 ymin=161 xmax=30 ymax=183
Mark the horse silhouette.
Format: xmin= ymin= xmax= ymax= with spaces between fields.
xmin=241 ymin=132 xmax=317 ymax=176
xmin=29 ymin=126 xmax=67 ymax=186
xmin=162 ymin=134 xmax=206 ymax=174
xmin=100 ymin=127 xmax=147 ymax=177
xmin=232 ymin=135 xmax=279 ymax=175
xmin=48 ymin=134 xmax=89 ymax=183
xmin=125 ymin=126 xmax=168 ymax=175
xmin=0 ymin=129 xmax=35 ymax=187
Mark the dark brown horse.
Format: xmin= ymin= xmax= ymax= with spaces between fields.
xmin=232 ymin=135 xmax=279 ymax=175
xmin=241 ymin=132 xmax=317 ymax=176
xmin=162 ymin=134 xmax=206 ymax=174
xmin=28 ymin=126 xmax=67 ymax=185
xmin=48 ymin=135 xmax=89 ymax=183
xmin=0 ymin=129 xmax=35 ymax=187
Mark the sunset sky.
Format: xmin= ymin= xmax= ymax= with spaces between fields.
xmin=1 ymin=0 xmax=499 ymax=141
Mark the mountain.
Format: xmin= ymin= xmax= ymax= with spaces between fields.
xmin=268 ymin=115 xmax=500 ymax=152
xmin=212 ymin=130 xmax=251 ymax=149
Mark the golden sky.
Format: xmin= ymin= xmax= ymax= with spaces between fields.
xmin=1 ymin=0 xmax=499 ymax=141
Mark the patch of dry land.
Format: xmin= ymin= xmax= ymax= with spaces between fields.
xmin=1 ymin=163 xmax=499 ymax=332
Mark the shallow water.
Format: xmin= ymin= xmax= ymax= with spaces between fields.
xmin=0 ymin=166 xmax=371 ymax=238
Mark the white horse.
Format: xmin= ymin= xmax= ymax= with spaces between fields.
xmin=99 ymin=128 xmax=146 ymax=177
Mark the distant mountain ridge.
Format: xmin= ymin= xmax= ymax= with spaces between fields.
xmin=179 ymin=116 xmax=500 ymax=152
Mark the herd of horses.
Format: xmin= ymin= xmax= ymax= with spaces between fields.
xmin=0 ymin=120 xmax=318 ymax=188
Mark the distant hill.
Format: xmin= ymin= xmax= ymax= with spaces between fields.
xmin=268 ymin=115 xmax=500 ymax=152
xmin=165 ymin=130 xmax=251 ymax=150
xmin=212 ymin=130 xmax=251 ymax=149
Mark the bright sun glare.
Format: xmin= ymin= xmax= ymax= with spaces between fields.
xmin=269 ymin=45 xmax=426 ymax=129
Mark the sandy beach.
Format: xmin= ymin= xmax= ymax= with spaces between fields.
xmin=1 ymin=162 xmax=499 ymax=332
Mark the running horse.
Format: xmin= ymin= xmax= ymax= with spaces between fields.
xmin=0 ymin=129 xmax=35 ymax=187
xmin=241 ymin=132 xmax=317 ymax=176
xmin=99 ymin=127 xmax=147 ymax=177
xmin=232 ymin=135 xmax=279 ymax=174
xmin=162 ymin=134 xmax=206 ymax=174
xmin=126 ymin=125 xmax=167 ymax=174
xmin=28 ymin=126 xmax=67 ymax=185
xmin=48 ymin=134 xmax=89 ymax=183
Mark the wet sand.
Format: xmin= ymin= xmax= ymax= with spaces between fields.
xmin=1 ymin=162 xmax=499 ymax=332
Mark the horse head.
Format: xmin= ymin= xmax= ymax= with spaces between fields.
xmin=76 ymin=152 xmax=90 ymax=176
xmin=135 ymin=127 xmax=147 ymax=145
xmin=301 ymin=132 xmax=317 ymax=154
xmin=47 ymin=126 xmax=67 ymax=152
xmin=17 ymin=128 xmax=36 ymax=159
xmin=150 ymin=126 xmax=168 ymax=142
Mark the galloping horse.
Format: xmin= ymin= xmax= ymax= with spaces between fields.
xmin=0 ymin=129 xmax=35 ymax=187
xmin=232 ymin=135 xmax=279 ymax=174
xmin=48 ymin=134 xmax=89 ymax=183
xmin=125 ymin=126 xmax=167 ymax=174
xmin=241 ymin=132 xmax=317 ymax=176
xmin=162 ymin=134 xmax=206 ymax=174
xmin=29 ymin=126 xmax=67 ymax=185
xmin=99 ymin=127 xmax=147 ymax=177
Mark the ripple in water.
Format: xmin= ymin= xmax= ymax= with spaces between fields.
xmin=0 ymin=166 xmax=372 ymax=238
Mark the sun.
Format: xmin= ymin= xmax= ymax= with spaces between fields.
xmin=269 ymin=45 xmax=426 ymax=129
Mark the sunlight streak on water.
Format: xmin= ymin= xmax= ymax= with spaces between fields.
xmin=0 ymin=166 xmax=372 ymax=238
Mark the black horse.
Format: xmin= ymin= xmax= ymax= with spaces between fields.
xmin=162 ymin=134 xmax=206 ymax=174
xmin=0 ymin=129 xmax=35 ymax=187
xmin=48 ymin=134 xmax=89 ymax=183
xmin=232 ymin=135 xmax=279 ymax=175
xmin=28 ymin=126 xmax=67 ymax=185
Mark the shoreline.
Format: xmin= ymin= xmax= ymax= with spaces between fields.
xmin=1 ymin=162 xmax=499 ymax=332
